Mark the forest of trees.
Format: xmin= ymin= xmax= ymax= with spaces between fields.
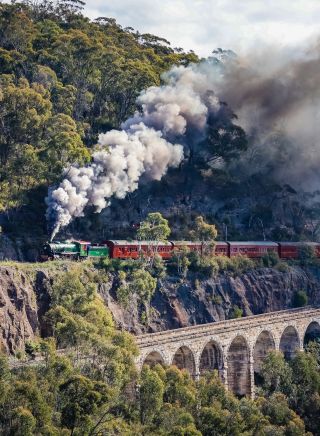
xmin=0 ymin=261 xmax=319 ymax=435
xmin=0 ymin=2 xmax=320 ymax=434
xmin=0 ymin=214 xmax=317 ymax=434
xmin=0 ymin=0 xmax=319 ymax=242
xmin=0 ymin=0 xmax=197 ymax=231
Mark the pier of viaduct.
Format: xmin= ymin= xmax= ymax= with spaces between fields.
xmin=135 ymin=306 xmax=320 ymax=397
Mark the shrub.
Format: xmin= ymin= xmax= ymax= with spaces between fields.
xmin=230 ymin=255 xmax=255 ymax=273
xmin=292 ymin=290 xmax=308 ymax=308
xmin=149 ymin=254 xmax=167 ymax=279
xmin=25 ymin=340 xmax=40 ymax=358
xmin=275 ymin=261 xmax=290 ymax=273
xmin=261 ymin=250 xmax=280 ymax=268
xmin=129 ymin=270 xmax=157 ymax=303
xmin=169 ymin=247 xmax=190 ymax=277
xmin=212 ymin=295 xmax=223 ymax=305
xmin=116 ymin=285 xmax=131 ymax=307
xmin=229 ymin=305 xmax=243 ymax=319
xmin=188 ymin=251 xmax=219 ymax=278
xmin=298 ymin=244 xmax=318 ymax=266
xmin=298 ymin=244 xmax=316 ymax=261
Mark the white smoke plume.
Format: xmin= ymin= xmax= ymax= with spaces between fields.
xmin=46 ymin=40 xmax=320 ymax=238
xmin=46 ymin=63 xmax=222 ymax=239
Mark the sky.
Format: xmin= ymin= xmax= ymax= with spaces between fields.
xmin=84 ymin=0 xmax=320 ymax=56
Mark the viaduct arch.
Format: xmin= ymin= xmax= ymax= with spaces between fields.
xmin=135 ymin=307 xmax=320 ymax=398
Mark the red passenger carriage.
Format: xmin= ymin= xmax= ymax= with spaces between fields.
xmin=228 ymin=241 xmax=279 ymax=258
xmin=278 ymin=242 xmax=320 ymax=259
xmin=105 ymin=240 xmax=173 ymax=259
xmin=171 ymin=241 xmax=229 ymax=256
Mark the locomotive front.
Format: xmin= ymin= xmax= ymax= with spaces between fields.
xmin=40 ymin=241 xmax=80 ymax=260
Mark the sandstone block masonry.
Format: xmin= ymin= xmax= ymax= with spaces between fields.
xmin=135 ymin=307 xmax=320 ymax=397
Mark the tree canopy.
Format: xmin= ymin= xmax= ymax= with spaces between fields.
xmin=0 ymin=0 xmax=198 ymax=229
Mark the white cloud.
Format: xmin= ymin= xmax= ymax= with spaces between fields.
xmin=84 ymin=0 xmax=320 ymax=56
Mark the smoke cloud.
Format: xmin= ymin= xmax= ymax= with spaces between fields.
xmin=210 ymin=41 xmax=320 ymax=189
xmin=46 ymin=40 xmax=320 ymax=238
xmin=46 ymin=62 xmax=226 ymax=239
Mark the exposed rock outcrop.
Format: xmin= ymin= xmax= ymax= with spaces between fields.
xmin=0 ymin=263 xmax=319 ymax=352
xmin=0 ymin=266 xmax=51 ymax=353
xmin=101 ymin=266 xmax=320 ymax=334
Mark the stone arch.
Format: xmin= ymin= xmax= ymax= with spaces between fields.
xmin=304 ymin=321 xmax=320 ymax=347
xmin=172 ymin=345 xmax=196 ymax=375
xmin=227 ymin=335 xmax=250 ymax=397
xmin=199 ymin=340 xmax=223 ymax=375
xmin=143 ymin=350 xmax=165 ymax=368
xmin=253 ymin=330 xmax=275 ymax=386
xmin=280 ymin=326 xmax=300 ymax=360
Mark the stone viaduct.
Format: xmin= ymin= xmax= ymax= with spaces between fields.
xmin=135 ymin=306 xmax=320 ymax=397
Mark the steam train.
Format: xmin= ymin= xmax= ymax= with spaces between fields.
xmin=40 ymin=239 xmax=320 ymax=261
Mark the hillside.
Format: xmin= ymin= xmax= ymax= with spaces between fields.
xmin=0 ymin=2 xmax=320 ymax=434
xmin=1 ymin=260 xmax=319 ymax=353
xmin=0 ymin=1 xmax=319 ymax=247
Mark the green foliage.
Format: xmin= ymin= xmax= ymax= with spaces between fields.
xmin=0 ymin=0 xmax=197 ymax=230
xmin=46 ymin=265 xmax=137 ymax=390
xmin=0 ymin=74 xmax=89 ymax=210
xmin=137 ymin=212 xmax=171 ymax=241
xmin=188 ymin=251 xmax=219 ymax=278
xmin=59 ymin=374 xmax=109 ymax=433
xmin=155 ymin=404 xmax=201 ymax=436
xmin=51 ymin=267 xmax=96 ymax=311
xmin=140 ymin=365 xmax=164 ymax=424
xmin=298 ymin=244 xmax=316 ymax=261
xmin=211 ymin=294 xmax=223 ymax=305
xmin=11 ymin=407 xmax=37 ymax=436
xmin=261 ymin=250 xmax=280 ymax=268
xmin=190 ymin=216 xmax=218 ymax=257
xmin=305 ymin=340 xmax=320 ymax=364
xmin=188 ymin=252 xmax=255 ymax=278
xmin=275 ymin=261 xmax=290 ymax=273
xmin=129 ymin=269 xmax=157 ymax=303
xmin=292 ymin=290 xmax=308 ymax=308
xmin=229 ymin=304 xmax=243 ymax=319
xmin=289 ymin=351 xmax=320 ymax=434
xmin=297 ymin=244 xmax=319 ymax=267
xmin=224 ymin=255 xmax=255 ymax=273
xmin=257 ymin=393 xmax=306 ymax=434
xmin=164 ymin=366 xmax=197 ymax=409
xmin=1 ymin=347 xmax=318 ymax=435
xmin=260 ymin=351 xmax=293 ymax=396
xmin=25 ymin=340 xmax=40 ymax=358
xmin=201 ymin=117 xmax=248 ymax=166
xmin=169 ymin=247 xmax=191 ymax=277
xmin=150 ymin=254 xmax=167 ymax=279
xmin=115 ymin=267 xmax=157 ymax=308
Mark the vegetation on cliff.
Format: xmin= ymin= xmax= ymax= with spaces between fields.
xmin=1 ymin=257 xmax=319 ymax=434
xmin=0 ymin=1 xmax=319 ymax=434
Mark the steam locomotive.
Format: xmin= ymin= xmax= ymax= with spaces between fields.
xmin=40 ymin=239 xmax=320 ymax=261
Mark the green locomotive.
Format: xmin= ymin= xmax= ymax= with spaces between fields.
xmin=41 ymin=240 xmax=109 ymax=260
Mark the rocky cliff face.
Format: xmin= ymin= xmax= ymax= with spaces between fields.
xmin=101 ymin=266 xmax=320 ymax=334
xmin=0 ymin=266 xmax=50 ymax=352
xmin=0 ymin=263 xmax=319 ymax=352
